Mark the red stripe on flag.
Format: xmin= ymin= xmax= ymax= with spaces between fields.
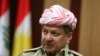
xmin=0 ymin=0 xmax=9 ymax=16
xmin=15 ymin=0 xmax=30 ymax=29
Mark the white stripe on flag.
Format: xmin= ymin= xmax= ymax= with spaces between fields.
xmin=0 ymin=10 xmax=9 ymax=56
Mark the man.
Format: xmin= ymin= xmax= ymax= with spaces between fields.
xmin=19 ymin=5 xmax=83 ymax=56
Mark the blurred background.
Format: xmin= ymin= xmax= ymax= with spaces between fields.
xmin=0 ymin=0 xmax=100 ymax=56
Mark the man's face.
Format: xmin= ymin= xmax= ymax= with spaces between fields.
xmin=41 ymin=25 xmax=72 ymax=53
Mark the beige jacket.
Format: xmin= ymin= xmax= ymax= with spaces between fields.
xmin=19 ymin=46 xmax=83 ymax=56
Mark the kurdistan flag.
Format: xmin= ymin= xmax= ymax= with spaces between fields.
xmin=12 ymin=0 xmax=32 ymax=56
xmin=0 ymin=0 xmax=9 ymax=56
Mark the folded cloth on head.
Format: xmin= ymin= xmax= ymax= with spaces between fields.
xmin=39 ymin=5 xmax=77 ymax=30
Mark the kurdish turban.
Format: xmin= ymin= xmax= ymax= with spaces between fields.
xmin=39 ymin=5 xmax=77 ymax=30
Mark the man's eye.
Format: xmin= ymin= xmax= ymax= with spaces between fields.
xmin=42 ymin=30 xmax=48 ymax=34
xmin=52 ymin=32 xmax=60 ymax=37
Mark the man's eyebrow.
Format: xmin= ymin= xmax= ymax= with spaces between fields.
xmin=42 ymin=27 xmax=46 ymax=29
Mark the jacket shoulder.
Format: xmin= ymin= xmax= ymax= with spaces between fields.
xmin=19 ymin=47 xmax=42 ymax=56
xmin=24 ymin=47 xmax=41 ymax=53
xmin=69 ymin=50 xmax=83 ymax=56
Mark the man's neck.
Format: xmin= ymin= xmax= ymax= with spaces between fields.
xmin=47 ymin=53 xmax=56 ymax=56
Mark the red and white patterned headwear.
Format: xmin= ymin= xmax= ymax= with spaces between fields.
xmin=39 ymin=5 xmax=77 ymax=30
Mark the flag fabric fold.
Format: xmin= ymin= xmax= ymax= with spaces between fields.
xmin=12 ymin=0 xmax=32 ymax=56
xmin=0 ymin=0 xmax=9 ymax=56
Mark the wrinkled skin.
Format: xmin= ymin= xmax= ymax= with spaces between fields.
xmin=41 ymin=25 xmax=72 ymax=54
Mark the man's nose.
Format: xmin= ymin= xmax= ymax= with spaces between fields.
xmin=45 ymin=33 xmax=52 ymax=41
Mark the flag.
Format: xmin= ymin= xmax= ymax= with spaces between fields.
xmin=0 ymin=0 xmax=9 ymax=56
xmin=12 ymin=0 xmax=32 ymax=56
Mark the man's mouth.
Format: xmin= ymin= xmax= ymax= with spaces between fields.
xmin=44 ymin=43 xmax=54 ymax=48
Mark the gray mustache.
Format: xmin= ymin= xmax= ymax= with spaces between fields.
xmin=42 ymin=41 xmax=54 ymax=45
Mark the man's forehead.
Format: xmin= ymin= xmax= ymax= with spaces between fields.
xmin=42 ymin=25 xmax=64 ymax=31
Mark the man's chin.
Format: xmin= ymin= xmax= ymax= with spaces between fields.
xmin=45 ymin=50 xmax=56 ymax=54
xmin=42 ymin=45 xmax=57 ymax=53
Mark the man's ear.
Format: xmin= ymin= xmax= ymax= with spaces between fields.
xmin=66 ymin=32 xmax=73 ymax=44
